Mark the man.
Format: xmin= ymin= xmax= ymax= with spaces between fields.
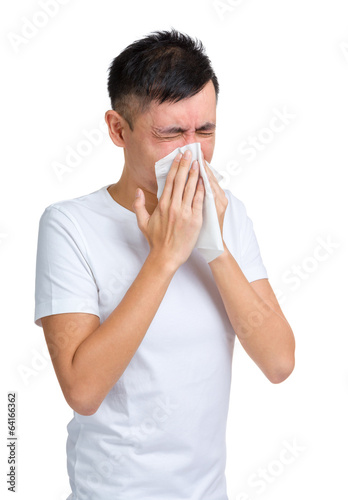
xmin=34 ymin=29 xmax=295 ymax=500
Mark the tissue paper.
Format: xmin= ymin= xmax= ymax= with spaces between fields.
xmin=154 ymin=142 xmax=225 ymax=263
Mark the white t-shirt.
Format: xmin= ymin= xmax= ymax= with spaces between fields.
xmin=34 ymin=184 xmax=268 ymax=500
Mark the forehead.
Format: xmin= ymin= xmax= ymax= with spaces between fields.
xmin=141 ymin=80 xmax=217 ymax=130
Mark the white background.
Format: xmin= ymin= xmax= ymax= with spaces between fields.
xmin=1 ymin=0 xmax=347 ymax=498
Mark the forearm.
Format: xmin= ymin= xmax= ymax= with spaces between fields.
xmin=70 ymin=251 xmax=176 ymax=414
xmin=208 ymin=245 xmax=295 ymax=383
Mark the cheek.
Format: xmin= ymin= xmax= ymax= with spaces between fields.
xmin=156 ymin=141 xmax=185 ymax=159
xmin=201 ymin=141 xmax=215 ymax=164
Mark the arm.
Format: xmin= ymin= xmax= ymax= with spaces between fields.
xmin=208 ymin=243 xmax=295 ymax=383
xmin=42 ymin=251 xmax=176 ymax=416
xmin=202 ymin=158 xmax=295 ymax=383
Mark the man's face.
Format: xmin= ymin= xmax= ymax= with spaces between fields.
xmin=122 ymin=80 xmax=217 ymax=194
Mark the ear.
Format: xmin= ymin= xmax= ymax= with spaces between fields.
xmin=104 ymin=110 xmax=128 ymax=148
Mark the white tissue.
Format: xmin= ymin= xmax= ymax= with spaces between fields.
xmin=154 ymin=142 xmax=225 ymax=263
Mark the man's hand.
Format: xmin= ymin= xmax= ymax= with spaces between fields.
xmin=202 ymin=151 xmax=228 ymax=238
xmin=133 ymin=150 xmax=205 ymax=271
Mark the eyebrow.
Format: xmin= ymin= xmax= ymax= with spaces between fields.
xmin=153 ymin=122 xmax=216 ymax=135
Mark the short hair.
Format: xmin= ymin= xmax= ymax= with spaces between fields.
xmin=107 ymin=29 xmax=219 ymax=130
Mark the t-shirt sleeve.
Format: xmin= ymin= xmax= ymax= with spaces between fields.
xmin=34 ymin=205 xmax=100 ymax=327
xmin=239 ymin=202 xmax=268 ymax=283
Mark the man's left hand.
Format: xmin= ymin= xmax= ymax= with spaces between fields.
xmin=202 ymin=152 xmax=228 ymax=238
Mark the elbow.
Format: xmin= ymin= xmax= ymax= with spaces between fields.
xmin=74 ymin=404 xmax=99 ymax=417
xmin=269 ymin=330 xmax=296 ymax=384
xmin=68 ymin=398 xmax=100 ymax=416
xmin=269 ymin=356 xmax=295 ymax=384
xmin=66 ymin=388 xmax=100 ymax=416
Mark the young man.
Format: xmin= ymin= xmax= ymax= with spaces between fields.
xmin=34 ymin=29 xmax=295 ymax=500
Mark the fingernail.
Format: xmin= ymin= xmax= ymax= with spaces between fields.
xmin=175 ymin=152 xmax=183 ymax=161
xmin=192 ymin=160 xmax=198 ymax=170
xmin=135 ymin=189 xmax=141 ymax=198
xmin=184 ymin=150 xmax=191 ymax=159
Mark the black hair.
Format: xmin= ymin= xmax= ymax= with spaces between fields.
xmin=107 ymin=29 xmax=219 ymax=130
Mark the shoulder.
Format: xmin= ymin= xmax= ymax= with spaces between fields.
xmin=223 ymin=187 xmax=249 ymax=223
xmin=38 ymin=186 xmax=106 ymax=226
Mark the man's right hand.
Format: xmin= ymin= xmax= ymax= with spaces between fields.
xmin=133 ymin=150 xmax=205 ymax=271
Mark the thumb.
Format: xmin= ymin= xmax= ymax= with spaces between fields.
xmin=132 ymin=188 xmax=149 ymax=231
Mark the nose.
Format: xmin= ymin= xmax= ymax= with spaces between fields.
xmin=180 ymin=132 xmax=200 ymax=147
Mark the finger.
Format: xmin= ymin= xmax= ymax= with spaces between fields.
xmin=192 ymin=177 xmax=205 ymax=213
xmin=204 ymin=164 xmax=217 ymax=192
xmin=160 ymin=152 xmax=183 ymax=203
xmin=132 ymin=188 xmax=150 ymax=232
xmin=171 ymin=150 xmax=193 ymax=206
xmin=201 ymin=152 xmax=211 ymax=176
xmin=182 ymin=160 xmax=200 ymax=207
xmin=203 ymin=160 xmax=213 ymax=178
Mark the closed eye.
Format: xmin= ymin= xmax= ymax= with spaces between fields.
xmin=160 ymin=135 xmax=181 ymax=140
xmin=161 ymin=132 xmax=214 ymax=138
xmin=154 ymin=130 xmax=215 ymax=140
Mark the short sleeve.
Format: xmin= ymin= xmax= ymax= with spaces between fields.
xmin=34 ymin=205 xmax=100 ymax=327
xmin=239 ymin=205 xmax=268 ymax=283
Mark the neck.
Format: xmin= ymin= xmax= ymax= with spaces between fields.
xmin=107 ymin=166 xmax=158 ymax=216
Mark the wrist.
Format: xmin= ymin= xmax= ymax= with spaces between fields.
xmin=208 ymin=241 xmax=230 ymax=266
xmin=146 ymin=249 xmax=178 ymax=277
